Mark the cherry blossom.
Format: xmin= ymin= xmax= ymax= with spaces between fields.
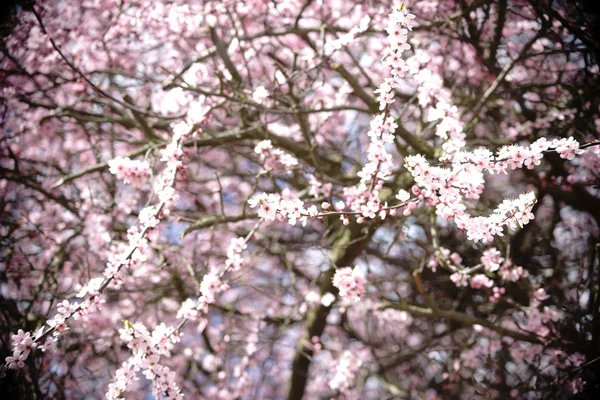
xmin=2 ymin=1 xmax=598 ymax=398
xmin=108 ymin=157 xmax=151 ymax=188
xmin=333 ymin=266 xmax=366 ymax=302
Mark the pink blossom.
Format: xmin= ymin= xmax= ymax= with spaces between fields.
xmin=254 ymin=140 xmax=298 ymax=173
xmin=108 ymin=156 xmax=151 ymax=188
xmin=177 ymin=298 xmax=199 ymax=320
xmin=450 ymin=272 xmax=469 ymax=287
xmin=332 ymin=266 xmax=366 ymax=302
xmin=553 ymin=137 xmax=584 ymax=160
xmin=5 ymin=330 xmax=37 ymax=369
xmin=490 ymin=287 xmax=506 ymax=302
xmin=500 ymin=261 xmax=526 ymax=282
xmin=481 ymin=248 xmax=504 ymax=272
xmin=470 ymin=274 xmax=494 ymax=289
xmin=252 ymin=86 xmax=269 ymax=104
xmin=200 ymin=271 xmax=228 ymax=304
xmin=396 ymin=189 xmax=410 ymax=202
xmin=226 ymin=237 xmax=247 ymax=270
xmin=248 ymin=193 xmax=281 ymax=221
xmin=328 ymin=350 xmax=362 ymax=392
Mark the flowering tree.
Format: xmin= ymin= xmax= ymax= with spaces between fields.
xmin=1 ymin=0 xmax=600 ymax=398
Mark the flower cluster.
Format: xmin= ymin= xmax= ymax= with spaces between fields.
xmin=404 ymin=132 xmax=588 ymax=244
xmin=247 ymin=7 xmax=420 ymax=227
xmin=499 ymin=260 xmax=526 ymax=282
xmin=324 ymin=15 xmax=370 ymax=55
xmin=481 ymin=248 xmax=504 ymax=272
xmin=553 ymin=137 xmax=584 ymax=160
xmin=308 ymin=174 xmax=332 ymax=198
xmin=5 ymin=330 xmax=37 ymax=370
xmin=51 ymin=294 xmax=103 ymax=333
xmin=103 ymin=228 xmax=149 ymax=288
xmin=108 ymin=156 xmax=151 ymax=188
xmin=200 ymin=269 xmax=230 ymax=304
xmin=332 ymin=266 xmax=366 ymax=302
xmin=134 ymin=233 xmax=254 ymax=399
xmin=442 ymin=249 xmax=529 ymax=305
xmin=496 ymin=137 xmax=583 ymax=170
xmin=449 ymin=271 xmax=469 ymax=287
xmin=176 ymin=298 xmax=202 ymax=321
xmin=176 ymin=233 xmax=252 ymax=331
xmin=490 ymin=286 xmax=506 ymax=302
xmin=410 ymin=50 xmax=466 ymax=159
xmin=171 ymin=272 xmax=235 ymax=356
xmin=248 ymin=192 xmax=319 ymax=225
xmin=406 ymin=148 xmax=538 ymax=242
xmin=5 ymin=104 xmax=196 ymax=373
xmin=328 ymin=350 xmax=363 ymax=393
xmin=469 ymin=274 xmax=494 ymax=289
xmin=252 ymin=86 xmax=269 ymax=104
xmin=254 ymin=140 xmax=298 ymax=173
xmin=226 ymin=237 xmax=247 ymax=271
xmin=442 ymin=243 xmax=529 ymax=300
xmin=427 ymin=100 xmax=466 ymax=157
xmin=338 ymin=5 xmax=416 ymax=223
xmin=517 ymin=304 xmax=562 ymax=338
xmin=107 ymin=322 xmax=183 ymax=400
xmin=381 ymin=6 xmax=415 ymax=78
xmin=437 ymin=137 xmax=586 ymax=176
xmin=458 ymin=192 xmax=537 ymax=242
xmin=105 ymin=360 xmax=137 ymax=399
xmin=359 ymin=114 xmax=397 ymax=181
